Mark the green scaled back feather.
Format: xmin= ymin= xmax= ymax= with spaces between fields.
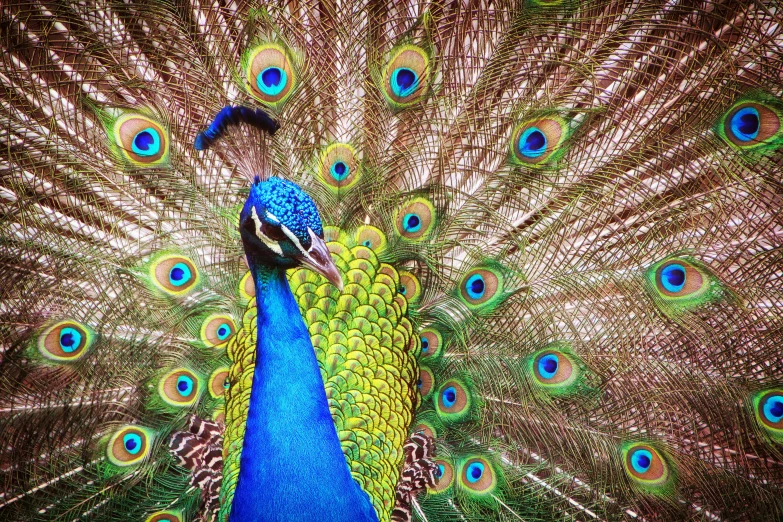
xmin=2 ymin=1 xmax=783 ymax=521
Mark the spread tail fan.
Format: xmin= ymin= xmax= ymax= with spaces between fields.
xmin=1 ymin=1 xmax=782 ymax=521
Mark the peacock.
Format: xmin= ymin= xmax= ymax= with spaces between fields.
xmin=2 ymin=0 xmax=783 ymax=520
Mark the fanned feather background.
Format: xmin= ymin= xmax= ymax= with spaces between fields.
xmin=1 ymin=0 xmax=783 ymax=521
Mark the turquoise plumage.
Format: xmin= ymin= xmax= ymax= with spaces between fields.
xmin=1 ymin=1 xmax=783 ymax=521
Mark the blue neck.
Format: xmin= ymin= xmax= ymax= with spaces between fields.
xmin=229 ymin=263 xmax=378 ymax=522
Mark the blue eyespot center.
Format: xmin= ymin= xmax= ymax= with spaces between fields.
xmin=391 ymin=67 xmax=418 ymax=97
xmin=176 ymin=375 xmax=194 ymax=396
xmin=59 ymin=327 xmax=82 ymax=353
xmin=442 ymin=386 xmax=457 ymax=408
xmin=538 ymin=354 xmax=559 ymax=380
xmin=257 ymin=67 xmax=287 ymax=96
xmin=421 ymin=336 xmax=429 ymax=352
xmin=417 ymin=378 xmax=423 ymax=387
xmin=660 ymin=263 xmax=686 ymax=293
xmin=466 ymin=461 xmax=485 ymax=483
xmin=436 ymin=464 xmax=444 ymax=478
xmin=169 ymin=263 xmax=192 ymax=287
xmin=631 ymin=449 xmax=653 ymax=474
xmin=123 ymin=433 xmax=142 ymax=455
xmin=465 ymin=274 xmax=486 ymax=300
xmin=518 ymin=127 xmax=548 ymax=158
xmin=763 ymin=395 xmax=783 ymax=423
xmin=403 ymin=213 xmax=422 ymax=233
xmin=216 ymin=323 xmax=231 ymax=340
xmin=223 ymin=378 xmax=230 ymax=389
xmin=132 ymin=128 xmax=161 ymax=157
xmin=399 ymin=285 xmax=407 ymax=295
xmin=731 ymin=106 xmax=760 ymax=141
xmin=330 ymin=160 xmax=350 ymax=181
xmin=363 ymin=240 xmax=372 ymax=247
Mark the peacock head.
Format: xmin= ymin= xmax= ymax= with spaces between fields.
xmin=240 ymin=176 xmax=343 ymax=290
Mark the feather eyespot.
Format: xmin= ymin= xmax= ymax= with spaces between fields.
xmin=201 ymin=314 xmax=236 ymax=347
xmin=428 ymin=459 xmax=455 ymax=493
xmin=419 ymin=328 xmax=443 ymax=359
xmin=113 ymin=114 xmax=168 ymax=165
xmin=645 ymin=256 xmax=723 ymax=316
xmin=533 ymin=350 xmax=573 ymax=385
xmin=752 ymin=390 xmax=783 ymax=442
xmin=394 ymin=198 xmax=435 ymax=241
xmin=38 ymin=320 xmax=93 ymax=362
xmin=510 ymin=116 xmax=569 ymax=165
xmin=459 ymin=267 xmax=503 ymax=309
xmin=354 ymin=226 xmax=387 ymax=252
xmin=383 ymin=45 xmax=430 ymax=108
xmin=458 ymin=457 xmax=497 ymax=495
xmin=319 ymin=144 xmax=360 ymax=190
xmin=151 ymin=255 xmax=199 ymax=295
xmin=759 ymin=392 xmax=783 ymax=428
xmin=413 ymin=421 xmax=438 ymax=439
xmin=107 ymin=426 xmax=152 ymax=466
xmin=209 ymin=367 xmax=230 ymax=398
xmin=418 ymin=366 xmax=434 ymax=399
xmin=621 ymin=443 xmax=673 ymax=492
xmin=527 ymin=344 xmax=589 ymax=397
xmin=721 ymin=101 xmax=781 ymax=148
xmin=246 ymin=44 xmax=295 ymax=105
xmin=146 ymin=512 xmax=182 ymax=522
xmin=159 ymin=369 xmax=200 ymax=406
xmin=655 ymin=260 xmax=704 ymax=297
xmin=435 ymin=378 xmax=472 ymax=422
xmin=398 ymin=271 xmax=422 ymax=302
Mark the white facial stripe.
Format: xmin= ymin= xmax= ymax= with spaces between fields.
xmin=280 ymin=224 xmax=309 ymax=256
xmin=250 ymin=207 xmax=283 ymax=256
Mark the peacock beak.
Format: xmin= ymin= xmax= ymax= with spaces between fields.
xmin=298 ymin=229 xmax=344 ymax=291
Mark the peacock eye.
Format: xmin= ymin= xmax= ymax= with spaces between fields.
xmin=208 ymin=367 xmax=230 ymax=398
xmin=108 ymin=426 xmax=152 ymax=466
xmin=429 ymin=459 xmax=454 ymax=493
xmin=458 ymin=457 xmax=497 ymax=496
xmin=622 ymin=443 xmax=671 ymax=489
xmin=398 ymin=271 xmax=422 ymax=302
xmin=419 ymin=328 xmax=443 ymax=359
xmin=418 ymin=366 xmax=434 ymax=399
xmin=757 ymin=391 xmax=783 ymax=430
xmin=459 ymin=267 xmax=503 ymax=309
xmin=653 ymin=259 xmax=704 ymax=297
xmin=435 ymin=378 xmax=472 ymax=422
xmin=533 ymin=351 xmax=573 ymax=384
xmin=354 ymin=225 xmax=387 ymax=252
xmin=246 ymin=44 xmax=295 ymax=105
xmin=39 ymin=320 xmax=94 ymax=362
xmin=201 ymin=314 xmax=237 ymax=347
xmin=146 ymin=512 xmax=182 ymax=522
xmin=159 ymin=369 xmax=200 ymax=406
xmin=151 ymin=255 xmax=199 ymax=295
xmin=319 ymin=143 xmax=360 ymax=190
xmin=510 ymin=116 xmax=570 ymax=165
xmin=394 ymin=198 xmax=435 ymax=241
xmin=720 ymin=100 xmax=781 ymax=148
xmin=382 ymin=45 xmax=430 ymax=108
xmin=113 ymin=114 xmax=168 ymax=165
